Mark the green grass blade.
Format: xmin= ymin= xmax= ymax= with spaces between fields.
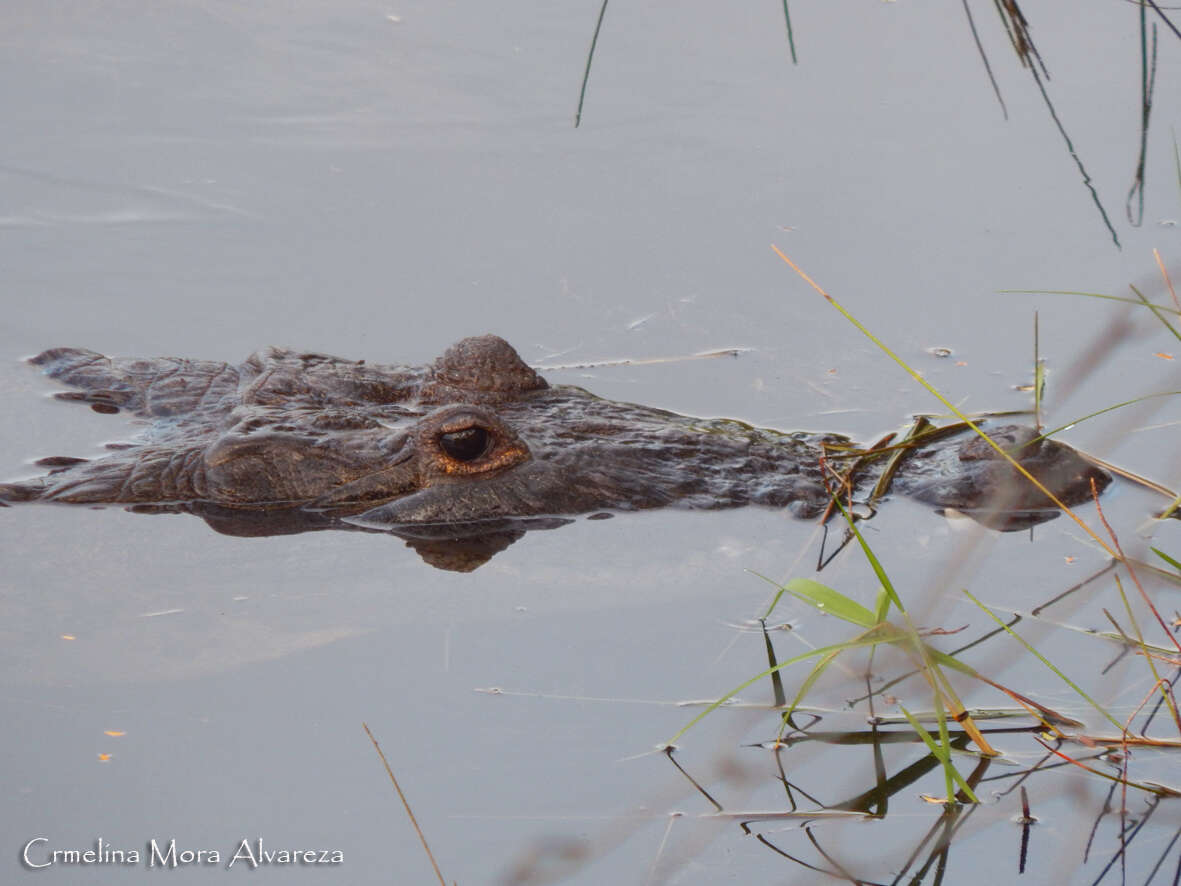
xmin=781 ymin=648 xmax=844 ymax=724
xmin=1152 ymin=547 xmax=1181 ymax=573
xmin=826 ymin=493 xmax=906 ymax=614
xmin=1130 ymin=283 xmax=1181 ymax=343
xmin=1173 ymin=126 xmax=1181 ymax=204
xmin=1033 ymin=312 xmax=1044 ymax=430
xmin=772 ymin=246 xmax=1116 ymax=558
xmin=782 ymin=578 xmax=879 ymax=628
xmin=1000 ymin=289 xmax=1181 ymax=316
xmin=897 ymin=705 xmax=979 ymax=803
xmin=666 ymin=623 xmax=909 ymax=746
xmin=1032 ymin=391 xmax=1181 ymax=445
xmin=751 ymin=570 xmax=796 ymax=620
xmin=923 ymin=646 xmax=984 ymax=680
xmin=574 ymin=0 xmax=609 ymax=128
xmin=961 ymin=589 xmax=1124 ymax=732
xmin=933 ymin=689 xmax=956 ymax=801
xmin=1159 ymin=496 xmax=1181 ymax=521
xmin=781 ymin=1 xmax=798 ymax=64
xmin=867 ymin=417 xmax=934 ymax=506
xmin=1114 ymin=573 xmax=1181 ymax=730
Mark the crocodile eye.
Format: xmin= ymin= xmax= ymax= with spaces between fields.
xmin=438 ymin=426 xmax=491 ymax=462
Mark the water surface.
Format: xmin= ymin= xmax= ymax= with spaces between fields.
xmin=2 ymin=1 xmax=1180 ymax=883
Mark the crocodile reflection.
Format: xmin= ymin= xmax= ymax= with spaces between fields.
xmin=0 ymin=335 xmax=1110 ymax=571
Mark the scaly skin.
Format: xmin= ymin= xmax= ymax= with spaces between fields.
xmin=1 ymin=335 xmax=1111 ymax=570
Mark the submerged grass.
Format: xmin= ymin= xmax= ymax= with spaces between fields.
xmin=666 ymin=494 xmax=1007 ymax=802
xmin=962 ymin=588 xmax=1125 ymax=735
xmin=493 ymin=258 xmax=1179 ymax=881
xmin=668 ymin=254 xmax=1181 ymax=832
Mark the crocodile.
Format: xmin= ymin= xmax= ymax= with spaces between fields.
xmin=0 ymin=335 xmax=1111 ymax=571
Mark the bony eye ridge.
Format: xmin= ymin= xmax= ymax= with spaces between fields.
xmin=438 ymin=426 xmax=491 ymax=462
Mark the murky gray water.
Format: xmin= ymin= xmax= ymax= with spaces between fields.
xmin=2 ymin=1 xmax=1180 ymax=883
